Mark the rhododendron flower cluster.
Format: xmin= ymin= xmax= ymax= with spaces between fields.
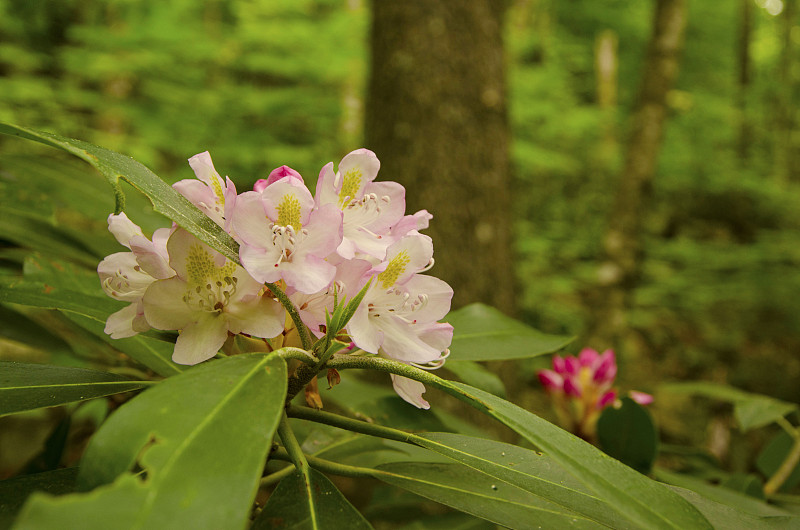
xmin=538 ymin=348 xmax=653 ymax=440
xmin=98 ymin=149 xmax=453 ymax=409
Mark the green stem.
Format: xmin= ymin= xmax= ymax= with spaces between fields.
xmin=260 ymin=463 xmax=295 ymax=488
xmin=287 ymin=405 xmax=414 ymax=444
xmin=265 ymin=282 xmax=313 ymax=351
xmin=276 ymin=412 xmax=309 ymax=473
xmin=764 ymin=426 xmax=800 ymax=496
xmin=326 ymin=354 xmax=496 ymax=416
xmin=271 ymin=447 xmax=382 ymax=479
xmin=274 ymin=347 xmax=317 ymax=365
xmin=326 ymin=355 xmax=444 ymax=386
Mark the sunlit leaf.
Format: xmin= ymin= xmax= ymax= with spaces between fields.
xmin=0 ymin=362 xmax=151 ymax=417
xmin=254 ymin=468 xmax=371 ymax=529
xmin=447 ymin=303 xmax=573 ymax=361
xmin=14 ymin=354 xmax=286 ymax=530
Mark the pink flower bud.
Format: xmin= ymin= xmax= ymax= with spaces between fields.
xmin=578 ymin=348 xmax=599 ymax=367
xmin=629 ymin=390 xmax=654 ymax=406
xmin=563 ymin=378 xmax=582 ymax=397
xmin=552 ymin=354 xmax=567 ymax=374
xmin=593 ymin=349 xmax=617 ymax=384
xmin=537 ymin=369 xmax=564 ymax=392
xmin=597 ymin=390 xmax=617 ymax=409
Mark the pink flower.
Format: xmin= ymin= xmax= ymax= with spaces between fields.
xmin=173 ymin=152 xmax=237 ymax=231
xmin=538 ymin=348 xmax=652 ymax=440
xmin=142 ymin=229 xmax=284 ymax=365
xmin=315 ymin=149 xmax=406 ymax=260
xmin=98 ymin=213 xmax=174 ymax=338
xmin=231 ymin=173 xmax=343 ymax=294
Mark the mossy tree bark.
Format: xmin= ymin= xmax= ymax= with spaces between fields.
xmin=365 ymin=0 xmax=516 ymax=314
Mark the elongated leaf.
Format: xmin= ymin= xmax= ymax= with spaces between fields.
xmin=661 ymin=382 xmax=798 ymax=431
xmin=62 ymin=312 xmax=182 ymax=378
xmin=14 ymin=354 xmax=287 ymax=530
xmin=254 ymin=468 xmax=371 ymax=529
xmin=443 ymin=361 xmax=506 ymax=398
xmin=655 ymin=469 xmax=791 ymax=517
xmin=447 ymin=303 xmax=573 ymax=361
xmin=434 ymin=381 xmax=712 ymax=529
xmin=0 ymin=279 xmax=183 ymax=376
xmin=0 ymin=123 xmax=239 ymax=264
xmin=0 ymin=278 xmax=118 ymax=321
xmin=375 ymin=462 xmax=602 ymax=529
xmin=0 ymin=362 xmax=151 ymax=417
xmin=666 ymin=484 xmax=798 ymax=529
xmin=415 ymin=433 xmax=628 ymax=528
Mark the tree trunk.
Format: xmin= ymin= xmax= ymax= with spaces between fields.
xmin=737 ymin=0 xmax=752 ymax=165
xmin=589 ymin=0 xmax=688 ymax=348
xmin=776 ymin=0 xmax=798 ymax=183
xmin=365 ymin=0 xmax=516 ymax=314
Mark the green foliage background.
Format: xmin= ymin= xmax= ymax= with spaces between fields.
xmin=1 ymin=0 xmax=799 ymax=473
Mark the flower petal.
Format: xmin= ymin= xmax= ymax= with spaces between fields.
xmin=104 ymin=303 xmax=143 ymax=339
xmin=142 ymin=277 xmax=194 ymax=330
xmin=107 ymin=212 xmax=144 ymax=248
xmin=172 ymin=313 xmax=229 ymax=365
xmin=390 ymin=374 xmax=430 ymax=409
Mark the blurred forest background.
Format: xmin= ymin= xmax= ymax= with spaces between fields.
xmin=1 ymin=0 xmax=799 ymax=458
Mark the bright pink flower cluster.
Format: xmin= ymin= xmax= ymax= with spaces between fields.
xmin=538 ymin=348 xmax=652 ymax=439
xmin=98 ymin=149 xmax=453 ymax=409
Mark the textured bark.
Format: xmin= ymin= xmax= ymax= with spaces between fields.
xmin=365 ymin=0 xmax=515 ymax=313
xmin=589 ymin=0 xmax=688 ymax=346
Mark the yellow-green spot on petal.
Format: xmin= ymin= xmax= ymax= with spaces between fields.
xmin=210 ymin=175 xmax=225 ymax=204
xmin=186 ymin=244 xmax=236 ymax=286
xmin=377 ymin=251 xmax=411 ymax=289
xmin=338 ymin=169 xmax=363 ymax=207
xmin=276 ymin=194 xmax=302 ymax=230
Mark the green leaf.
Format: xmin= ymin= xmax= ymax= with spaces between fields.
xmin=0 ymin=468 xmax=78 ymax=529
xmin=437 ymin=381 xmax=712 ymax=529
xmin=0 ymin=362 xmax=151 ymax=417
xmin=0 ymin=279 xmax=183 ymax=377
xmin=597 ymin=397 xmax=659 ymax=475
xmin=443 ymin=361 xmax=506 ymax=398
xmin=375 ymin=462 xmax=603 ymax=529
xmin=415 ymin=433 xmax=629 ymax=528
xmin=62 ymin=312 xmax=182 ymax=378
xmin=254 ymin=468 xmax=372 ymax=529
xmin=0 ymin=123 xmax=239 ymax=264
xmin=13 ymin=354 xmax=287 ymax=530
xmin=661 ymin=382 xmax=798 ymax=432
xmin=0 ymin=278 xmax=118 ymax=322
xmin=719 ymin=474 xmax=766 ymax=500
xmin=757 ymin=432 xmax=800 ymax=493
xmin=447 ymin=303 xmax=573 ymax=361
xmin=655 ymin=469 xmax=790 ymax=518
xmin=665 ymin=484 xmax=798 ymax=529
